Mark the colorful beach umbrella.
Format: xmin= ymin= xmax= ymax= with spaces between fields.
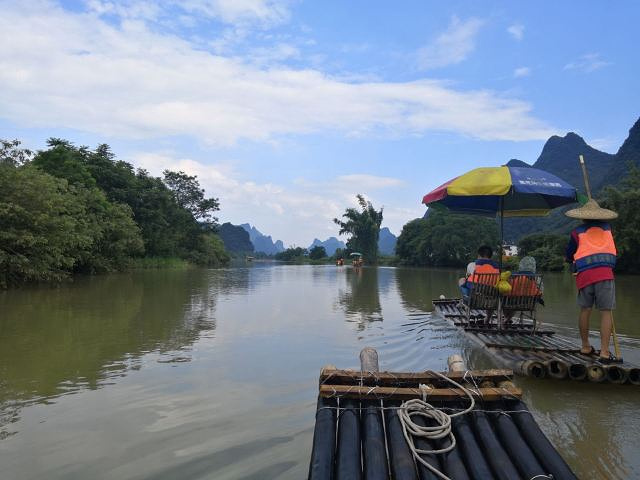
xmin=422 ymin=166 xmax=578 ymax=217
xmin=422 ymin=166 xmax=579 ymax=265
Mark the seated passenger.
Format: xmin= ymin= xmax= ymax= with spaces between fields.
xmin=504 ymin=256 xmax=544 ymax=324
xmin=458 ymin=245 xmax=500 ymax=298
xmin=507 ymin=256 xmax=543 ymax=297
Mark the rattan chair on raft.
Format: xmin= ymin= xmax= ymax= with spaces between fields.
xmin=463 ymin=273 xmax=501 ymax=326
xmin=502 ymin=273 xmax=544 ymax=332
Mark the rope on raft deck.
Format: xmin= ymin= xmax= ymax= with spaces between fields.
xmin=308 ymin=349 xmax=577 ymax=480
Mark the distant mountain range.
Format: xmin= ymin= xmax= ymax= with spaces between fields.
xmin=504 ymin=116 xmax=640 ymax=241
xmin=309 ymin=237 xmax=345 ymax=256
xmin=240 ymin=223 xmax=284 ymax=255
xmin=308 ymin=228 xmax=397 ymax=256
xmin=378 ymin=227 xmax=397 ymax=255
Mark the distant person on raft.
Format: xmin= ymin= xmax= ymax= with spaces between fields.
xmin=565 ymin=199 xmax=619 ymax=364
xmin=458 ymin=245 xmax=499 ymax=298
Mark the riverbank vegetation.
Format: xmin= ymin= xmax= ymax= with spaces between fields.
xmin=396 ymin=207 xmax=498 ymax=267
xmin=0 ymin=139 xmax=229 ymax=288
xmin=516 ymin=234 xmax=566 ymax=271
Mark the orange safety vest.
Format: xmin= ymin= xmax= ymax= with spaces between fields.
xmin=469 ymin=261 xmax=499 ymax=285
xmin=573 ymin=224 xmax=616 ymax=272
xmin=507 ymin=275 xmax=541 ymax=296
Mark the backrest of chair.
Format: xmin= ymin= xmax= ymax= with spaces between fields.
xmin=503 ymin=274 xmax=543 ymax=311
xmin=468 ymin=273 xmax=500 ymax=309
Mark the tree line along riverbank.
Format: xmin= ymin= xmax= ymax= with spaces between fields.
xmin=0 ymin=139 xmax=229 ymax=288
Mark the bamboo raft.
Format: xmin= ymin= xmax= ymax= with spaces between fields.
xmin=433 ymin=298 xmax=640 ymax=385
xmin=309 ymin=348 xmax=577 ymax=480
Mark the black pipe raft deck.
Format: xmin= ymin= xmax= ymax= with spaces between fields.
xmin=433 ymin=298 xmax=640 ymax=385
xmin=309 ymin=366 xmax=578 ymax=480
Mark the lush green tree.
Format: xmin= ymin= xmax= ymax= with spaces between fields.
xmin=32 ymin=139 xmax=97 ymax=187
xmin=31 ymin=140 xmax=145 ymax=272
xmin=517 ymin=233 xmax=566 ymax=271
xmin=396 ymin=209 xmax=498 ymax=267
xmin=275 ymin=247 xmax=307 ymax=261
xmin=0 ymin=165 xmax=90 ymax=287
xmin=1 ymin=139 xmax=33 ymax=166
xmin=218 ymin=223 xmax=254 ymax=253
xmin=601 ymin=166 xmax=640 ymax=272
xmin=163 ymin=170 xmax=220 ymax=228
xmin=1 ymin=138 xmax=230 ymax=287
xmin=334 ymin=195 xmax=383 ymax=263
xmin=309 ymin=245 xmax=327 ymax=260
xmin=72 ymin=187 xmax=144 ymax=273
xmin=186 ymin=233 xmax=231 ymax=266
xmin=31 ymin=139 xmax=228 ymax=266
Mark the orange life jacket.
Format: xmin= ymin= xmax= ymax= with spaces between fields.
xmin=507 ymin=275 xmax=541 ymax=296
xmin=573 ymin=223 xmax=616 ymax=272
xmin=469 ymin=261 xmax=499 ymax=285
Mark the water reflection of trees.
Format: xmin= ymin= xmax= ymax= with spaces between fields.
xmin=338 ymin=267 xmax=383 ymax=328
xmin=0 ymin=268 xmax=245 ymax=438
xmin=396 ymin=267 xmax=461 ymax=312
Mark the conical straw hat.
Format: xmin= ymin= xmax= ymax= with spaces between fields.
xmin=565 ymin=198 xmax=618 ymax=220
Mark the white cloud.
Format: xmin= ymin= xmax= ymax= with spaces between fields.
xmin=588 ymin=136 xmax=619 ymax=153
xmin=182 ymin=0 xmax=290 ymax=25
xmin=86 ymin=0 xmax=290 ymax=26
xmin=335 ymin=175 xmax=404 ymax=189
xmin=417 ymin=16 xmax=484 ymax=70
xmin=507 ymin=24 xmax=524 ymax=41
xmin=513 ymin=67 xmax=531 ymax=78
xmin=564 ymin=53 xmax=611 ymax=73
xmin=247 ymin=42 xmax=300 ymax=65
xmin=131 ymin=152 xmax=413 ymax=246
xmin=0 ymin=3 xmax=554 ymax=144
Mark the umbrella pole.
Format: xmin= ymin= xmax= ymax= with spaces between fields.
xmin=498 ymin=198 xmax=504 ymax=329
xmin=499 ymin=198 xmax=504 ymax=269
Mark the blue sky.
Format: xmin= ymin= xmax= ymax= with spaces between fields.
xmin=1 ymin=0 xmax=639 ymax=246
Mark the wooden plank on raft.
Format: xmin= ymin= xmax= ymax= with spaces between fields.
xmin=460 ymin=326 xmax=555 ymax=335
xmin=319 ymin=368 xmax=514 ymax=386
xmin=319 ymin=384 xmax=522 ymax=400
xmin=484 ymin=343 xmax=581 ymax=354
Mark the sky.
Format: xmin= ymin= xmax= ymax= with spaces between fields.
xmin=1 ymin=0 xmax=639 ymax=247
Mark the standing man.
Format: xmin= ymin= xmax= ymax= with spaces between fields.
xmin=565 ymin=199 xmax=619 ymax=363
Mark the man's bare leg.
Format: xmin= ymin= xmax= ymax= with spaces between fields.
xmin=579 ymin=307 xmax=593 ymax=354
xmin=599 ymin=310 xmax=613 ymax=358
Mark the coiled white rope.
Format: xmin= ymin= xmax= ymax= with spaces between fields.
xmin=398 ymin=371 xmax=476 ymax=480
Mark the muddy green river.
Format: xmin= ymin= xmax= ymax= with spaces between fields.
xmin=1 ymin=265 xmax=639 ymax=479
